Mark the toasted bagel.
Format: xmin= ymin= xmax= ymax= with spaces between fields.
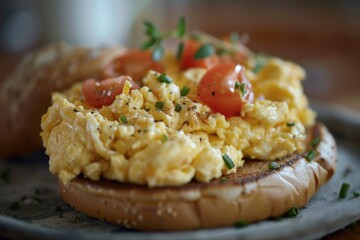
xmin=58 ymin=122 xmax=336 ymax=231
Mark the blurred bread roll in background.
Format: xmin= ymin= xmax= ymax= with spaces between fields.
xmin=0 ymin=43 xmax=125 ymax=157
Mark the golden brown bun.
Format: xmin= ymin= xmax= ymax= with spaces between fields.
xmin=58 ymin=122 xmax=336 ymax=231
xmin=0 ymin=43 xmax=126 ymax=157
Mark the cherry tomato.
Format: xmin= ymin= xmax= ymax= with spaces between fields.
xmin=180 ymin=40 xmax=219 ymax=70
xmin=82 ymin=76 xmax=139 ymax=108
xmin=197 ymin=63 xmax=254 ymax=117
xmin=103 ymin=50 xmax=164 ymax=83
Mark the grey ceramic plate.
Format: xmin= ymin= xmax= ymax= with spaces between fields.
xmin=0 ymin=103 xmax=360 ymax=240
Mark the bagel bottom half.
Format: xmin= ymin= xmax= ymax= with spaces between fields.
xmin=58 ymin=122 xmax=336 ymax=231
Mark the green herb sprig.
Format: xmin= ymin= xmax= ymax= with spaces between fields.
xmin=142 ymin=16 xmax=187 ymax=61
xmin=339 ymin=182 xmax=350 ymax=199
xmin=222 ymin=154 xmax=235 ymax=170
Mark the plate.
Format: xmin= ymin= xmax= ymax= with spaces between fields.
xmin=1 ymin=103 xmax=360 ymax=240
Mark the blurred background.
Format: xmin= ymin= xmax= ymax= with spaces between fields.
xmin=1 ymin=0 xmax=359 ymax=109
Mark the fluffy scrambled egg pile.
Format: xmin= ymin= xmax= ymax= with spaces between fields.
xmin=41 ymin=55 xmax=315 ymax=187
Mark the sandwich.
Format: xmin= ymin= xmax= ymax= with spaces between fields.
xmin=40 ymin=18 xmax=336 ymax=230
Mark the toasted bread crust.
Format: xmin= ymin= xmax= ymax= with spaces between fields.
xmin=0 ymin=43 xmax=125 ymax=157
xmin=58 ymin=122 xmax=336 ymax=231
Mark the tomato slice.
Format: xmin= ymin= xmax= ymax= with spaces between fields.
xmin=82 ymin=76 xmax=139 ymax=108
xmin=103 ymin=50 xmax=164 ymax=83
xmin=180 ymin=40 xmax=219 ymax=70
xmin=197 ymin=63 xmax=254 ymax=117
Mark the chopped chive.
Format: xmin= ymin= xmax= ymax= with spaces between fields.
xmin=353 ymin=192 xmax=359 ymax=198
xmin=176 ymin=42 xmax=184 ymax=60
xmin=69 ymin=216 xmax=80 ymax=224
xmin=144 ymin=20 xmax=159 ymax=39
xmin=234 ymin=220 xmax=248 ymax=228
xmin=120 ymin=115 xmax=128 ymax=124
xmin=339 ymin=182 xmax=350 ymax=199
xmin=176 ymin=16 xmax=186 ymax=37
xmin=222 ymin=154 xmax=235 ymax=169
xmin=217 ymin=48 xmax=230 ymax=56
xmin=240 ymin=83 xmax=246 ymax=96
xmin=194 ymin=43 xmax=215 ymax=59
xmin=9 ymin=201 xmax=19 ymax=211
xmin=305 ymin=149 xmax=316 ymax=162
xmin=141 ymin=38 xmax=157 ymax=50
xmin=155 ymin=101 xmax=165 ymax=110
xmin=311 ymin=137 xmax=321 ymax=147
xmin=284 ymin=206 xmax=299 ymax=218
xmin=220 ymin=177 xmax=228 ymax=183
xmin=268 ymin=162 xmax=280 ymax=170
xmin=157 ymin=73 xmax=172 ymax=84
xmin=180 ymin=86 xmax=191 ymax=96
xmin=286 ymin=122 xmax=295 ymax=127
xmin=234 ymin=81 xmax=240 ymax=89
xmin=162 ymin=134 xmax=169 ymax=142
xmin=175 ymin=103 xmax=182 ymax=112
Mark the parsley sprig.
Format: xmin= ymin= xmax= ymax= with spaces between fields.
xmin=142 ymin=17 xmax=187 ymax=61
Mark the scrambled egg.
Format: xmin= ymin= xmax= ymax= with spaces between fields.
xmin=41 ymin=56 xmax=315 ymax=187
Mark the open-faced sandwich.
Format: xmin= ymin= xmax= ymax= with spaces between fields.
xmin=40 ymin=18 xmax=336 ymax=230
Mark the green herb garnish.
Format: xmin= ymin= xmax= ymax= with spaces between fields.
xmin=240 ymin=83 xmax=246 ymax=96
xmin=194 ymin=43 xmax=215 ymax=59
xmin=222 ymin=154 xmax=235 ymax=169
xmin=176 ymin=16 xmax=186 ymax=37
xmin=339 ymin=182 xmax=350 ymax=199
xmin=175 ymin=103 xmax=182 ymax=112
xmin=162 ymin=134 xmax=169 ymax=142
xmin=353 ymin=192 xmax=360 ymax=198
xmin=311 ymin=137 xmax=321 ymax=147
xmin=142 ymin=17 xmax=187 ymax=61
xmin=144 ymin=21 xmax=160 ymax=39
xmin=176 ymin=42 xmax=184 ymax=60
xmin=284 ymin=206 xmax=299 ymax=218
xmin=268 ymin=162 xmax=280 ymax=170
xmin=155 ymin=101 xmax=165 ymax=111
xmin=234 ymin=220 xmax=248 ymax=228
xmin=234 ymin=81 xmax=240 ymax=90
xmin=220 ymin=177 xmax=228 ymax=183
xmin=180 ymin=86 xmax=191 ymax=97
xmin=120 ymin=115 xmax=128 ymax=124
xmin=157 ymin=73 xmax=172 ymax=84
xmin=305 ymin=149 xmax=316 ymax=162
xmin=286 ymin=122 xmax=295 ymax=127
xmin=69 ymin=216 xmax=80 ymax=224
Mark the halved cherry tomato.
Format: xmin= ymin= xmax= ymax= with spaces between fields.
xmin=103 ymin=50 xmax=164 ymax=83
xmin=180 ymin=40 xmax=219 ymax=70
xmin=197 ymin=63 xmax=254 ymax=117
xmin=82 ymin=76 xmax=139 ymax=108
